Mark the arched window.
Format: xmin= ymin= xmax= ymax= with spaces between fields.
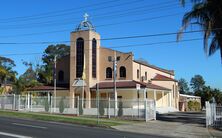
xmin=119 ymin=66 xmax=126 ymax=78
xmin=58 ymin=70 xmax=64 ymax=82
xmin=92 ymin=38 xmax=97 ymax=78
xmin=76 ymin=38 xmax=84 ymax=78
xmin=106 ymin=67 xmax=112 ymax=78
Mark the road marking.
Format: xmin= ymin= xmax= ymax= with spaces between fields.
xmin=12 ymin=123 xmax=47 ymax=129
xmin=0 ymin=131 xmax=32 ymax=138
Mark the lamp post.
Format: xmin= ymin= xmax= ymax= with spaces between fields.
xmin=108 ymin=52 xmax=120 ymax=117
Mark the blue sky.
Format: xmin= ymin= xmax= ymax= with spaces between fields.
xmin=0 ymin=0 xmax=221 ymax=90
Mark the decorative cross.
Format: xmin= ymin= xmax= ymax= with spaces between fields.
xmin=84 ymin=13 xmax=89 ymax=22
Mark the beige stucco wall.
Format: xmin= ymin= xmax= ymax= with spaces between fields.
xmin=56 ymin=55 xmax=70 ymax=84
xmin=69 ymin=30 xmax=101 ymax=100
xmin=0 ymin=85 xmax=13 ymax=94
xmin=99 ymin=48 xmax=133 ymax=81
xmin=152 ymin=80 xmax=179 ymax=109
xmin=132 ymin=61 xmax=174 ymax=82
xmin=53 ymin=90 xmax=70 ymax=97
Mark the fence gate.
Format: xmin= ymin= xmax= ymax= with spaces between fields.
xmin=145 ymin=99 xmax=156 ymax=121
xmin=206 ymin=101 xmax=222 ymax=129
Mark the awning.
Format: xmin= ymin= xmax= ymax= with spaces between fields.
xmin=90 ymin=80 xmax=170 ymax=91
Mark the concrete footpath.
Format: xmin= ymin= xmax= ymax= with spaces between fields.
xmin=113 ymin=112 xmax=222 ymax=138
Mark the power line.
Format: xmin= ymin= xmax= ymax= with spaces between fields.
xmin=0 ymin=0 xmax=122 ymax=23
xmin=0 ymin=28 xmax=215 ymax=45
xmin=0 ymin=12 xmax=182 ymax=38
xmin=0 ymin=0 xmax=180 ymax=24
xmin=0 ymin=37 xmax=203 ymax=57
xmin=0 ymin=0 xmax=141 ymax=24
xmin=0 ymin=1 xmax=182 ymax=30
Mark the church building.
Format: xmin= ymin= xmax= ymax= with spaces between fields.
xmin=29 ymin=14 xmax=179 ymax=113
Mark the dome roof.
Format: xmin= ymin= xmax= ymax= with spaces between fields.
xmin=75 ymin=13 xmax=95 ymax=31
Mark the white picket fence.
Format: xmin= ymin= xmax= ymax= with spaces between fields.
xmin=206 ymin=101 xmax=222 ymax=128
xmin=0 ymin=94 xmax=156 ymax=121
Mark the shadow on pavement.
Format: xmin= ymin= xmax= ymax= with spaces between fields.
xmin=156 ymin=111 xmax=206 ymax=127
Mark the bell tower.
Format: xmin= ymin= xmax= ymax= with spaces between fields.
xmin=70 ymin=14 xmax=100 ymax=107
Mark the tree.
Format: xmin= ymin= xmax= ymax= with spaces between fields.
xmin=190 ymin=75 xmax=205 ymax=93
xmin=0 ymin=56 xmax=17 ymax=94
xmin=178 ymin=78 xmax=190 ymax=94
xmin=0 ymin=56 xmax=16 ymax=83
xmin=38 ymin=44 xmax=70 ymax=85
xmin=178 ymin=0 xmax=222 ymax=61
xmin=14 ymin=62 xmax=41 ymax=94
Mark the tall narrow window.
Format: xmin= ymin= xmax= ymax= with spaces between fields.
xmin=92 ymin=39 xmax=97 ymax=78
xmin=145 ymin=72 xmax=147 ymax=80
xmin=120 ymin=66 xmax=126 ymax=78
xmin=137 ymin=69 xmax=139 ymax=79
xmin=76 ymin=38 xmax=84 ymax=78
xmin=58 ymin=70 xmax=64 ymax=82
xmin=106 ymin=67 xmax=112 ymax=78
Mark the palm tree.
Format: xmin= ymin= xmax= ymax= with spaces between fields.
xmin=178 ymin=0 xmax=222 ymax=61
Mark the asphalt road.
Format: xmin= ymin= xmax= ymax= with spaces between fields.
xmin=0 ymin=116 xmax=166 ymax=138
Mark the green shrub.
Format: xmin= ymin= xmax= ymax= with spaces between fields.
xmin=188 ymin=101 xmax=194 ymax=111
xmin=187 ymin=101 xmax=201 ymax=111
xmin=193 ymin=101 xmax=201 ymax=111
xmin=118 ymin=100 xmax=123 ymax=117
xmin=78 ymin=99 xmax=83 ymax=115
xmin=44 ymin=99 xmax=49 ymax=112
xmin=59 ymin=97 xmax=65 ymax=113
xmin=99 ymin=100 xmax=105 ymax=116
xmin=1 ymin=96 xmax=5 ymax=109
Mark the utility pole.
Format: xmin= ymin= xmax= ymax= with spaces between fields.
xmin=108 ymin=51 xmax=120 ymax=117
xmin=113 ymin=52 xmax=117 ymax=117
xmin=54 ymin=55 xmax=57 ymax=113
xmin=96 ymin=83 xmax=99 ymax=125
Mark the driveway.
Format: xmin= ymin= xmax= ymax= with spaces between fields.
xmin=113 ymin=112 xmax=222 ymax=138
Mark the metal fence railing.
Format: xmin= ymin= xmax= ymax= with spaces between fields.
xmin=0 ymin=95 xmax=156 ymax=121
xmin=206 ymin=101 xmax=222 ymax=129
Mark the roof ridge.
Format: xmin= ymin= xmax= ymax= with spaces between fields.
xmin=133 ymin=60 xmax=174 ymax=75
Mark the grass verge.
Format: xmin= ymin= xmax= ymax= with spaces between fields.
xmin=0 ymin=110 xmax=126 ymax=128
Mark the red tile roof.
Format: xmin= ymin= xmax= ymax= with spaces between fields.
xmin=152 ymin=74 xmax=177 ymax=82
xmin=90 ymin=80 xmax=170 ymax=91
xmin=27 ymin=85 xmax=69 ymax=91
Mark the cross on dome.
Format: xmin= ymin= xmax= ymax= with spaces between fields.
xmin=75 ymin=13 xmax=95 ymax=31
xmin=84 ymin=13 xmax=89 ymax=22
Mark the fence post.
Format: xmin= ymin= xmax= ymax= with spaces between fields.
xmin=18 ymin=95 xmax=20 ymax=111
xmin=213 ymin=103 xmax=216 ymax=123
xmin=154 ymin=100 xmax=156 ymax=120
xmin=27 ymin=93 xmax=30 ymax=110
xmin=145 ymin=99 xmax=147 ymax=122
xmin=3 ymin=95 xmax=6 ymax=110
xmin=30 ymin=95 xmax=32 ymax=112
xmin=108 ymin=97 xmax=110 ymax=119
xmin=77 ymin=96 xmax=79 ymax=116
xmin=50 ymin=95 xmax=52 ymax=114
xmin=13 ymin=94 xmax=15 ymax=110
xmin=206 ymin=101 xmax=209 ymax=127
